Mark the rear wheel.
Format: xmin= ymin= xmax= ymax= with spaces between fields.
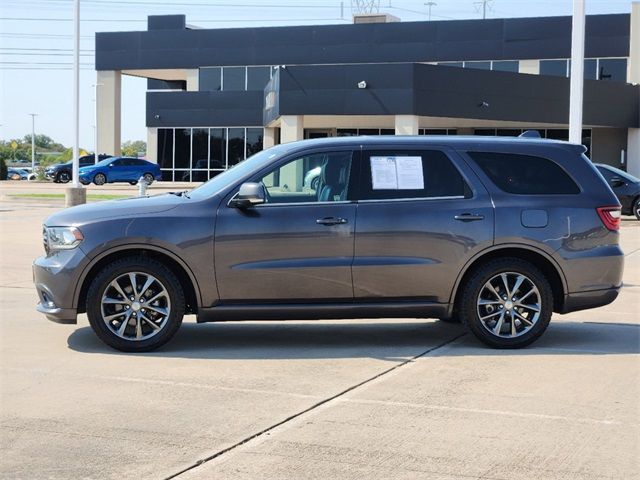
xmin=459 ymin=258 xmax=553 ymax=348
xmin=93 ymin=173 xmax=106 ymax=185
xmin=143 ymin=173 xmax=154 ymax=185
xmin=634 ymin=198 xmax=640 ymax=220
xmin=86 ymin=256 xmax=185 ymax=352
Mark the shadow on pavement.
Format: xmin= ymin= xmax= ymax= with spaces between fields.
xmin=67 ymin=319 xmax=639 ymax=359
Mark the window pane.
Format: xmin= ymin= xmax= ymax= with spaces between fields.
xmin=438 ymin=62 xmax=463 ymax=68
xmin=360 ymin=150 xmax=469 ymax=200
xmin=381 ymin=129 xmax=395 ymax=135
xmin=337 ymin=129 xmax=357 ymax=137
xmin=468 ymin=152 xmax=580 ymax=194
xmin=259 ymin=151 xmax=353 ymax=203
xmin=174 ymin=128 xmax=191 ymax=169
xmin=421 ymin=129 xmax=448 ymax=135
xmin=496 ymin=129 xmax=522 ymax=137
xmin=209 ymin=128 xmax=226 ymax=170
xmin=157 ymin=128 xmax=173 ymax=170
xmin=177 ymin=170 xmax=191 ymax=182
xmin=474 ymin=129 xmax=496 ymax=136
xmin=492 ymin=60 xmax=519 ymax=72
xmin=246 ymin=128 xmax=263 ymax=158
xmin=465 ymin=61 xmax=491 ymax=70
xmin=540 ymin=60 xmax=568 ymax=77
xmin=359 ymin=129 xmax=380 ymax=135
xmin=192 ymin=128 xmax=209 ymax=170
xmin=228 ymin=127 xmax=246 ymax=167
xmin=199 ymin=67 xmax=221 ymax=91
xmin=599 ymin=58 xmax=627 ymax=82
xmin=223 ymin=67 xmax=245 ymax=91
xmin=161 ymin=170 xmax=173 ymax=181
xmin=247 ymin=66 xmax=271 ymax=90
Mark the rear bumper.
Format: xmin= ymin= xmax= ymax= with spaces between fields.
xmin=559 ymin=287 xmax=620 ymax=314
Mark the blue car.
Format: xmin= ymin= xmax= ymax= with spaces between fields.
xmin=79 ymin=157 xmax=161 ymax=186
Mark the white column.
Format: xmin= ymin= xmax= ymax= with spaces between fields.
xmin=263 ymin=127 xmax=276 ymax=148
xmin=627 ymin=3 xmax=640 ymax=177
xmin=280 ymin=115 xmax=303 ymax=143
xmin=96 ymin=70 xmax=122 ymax=155
xmin=146 ymin=127 xmax=158 ymax=163
xmin=518 ymin=60 xmax=539 ymax=75
xmin=568 ymin=0 xmax=585 ymax=144
xmin=395 ymin=115 xmax=419 ymax=135
xmin=186 ymin=69 xmax=199 ymax=92
xmin=628 ymin=129 xmax=640 ymax=178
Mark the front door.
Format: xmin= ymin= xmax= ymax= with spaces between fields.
xmin=214 ymin=148 xmax=358 ymax=302
xmin=352 ymin=146 xmax=494 ymax=304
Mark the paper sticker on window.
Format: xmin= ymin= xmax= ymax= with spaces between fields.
xmin=370 ymin=156 xmax=424 ymax=190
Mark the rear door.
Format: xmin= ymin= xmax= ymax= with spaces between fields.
xmin=352 ymin=146 xmax=494 ymax=303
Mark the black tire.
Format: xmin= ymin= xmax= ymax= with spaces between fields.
xmin=143 ymin=173 xmax=154 ymax=185
xmin=129 ymin=181 xmax=137 ymax=185
xmin=458 ymin=258 xmax=553 ymax=349
xmin=86 ymin=256 xmax=185 ymax=352
xmin=634 ymin=198 xmax=640 ymax=221
xmin=93 ymin=172 xmax=107 ymax=186
xmin=57 ymin=171 xmax=71 ymax=183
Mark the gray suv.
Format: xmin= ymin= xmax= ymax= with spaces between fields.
xmin=33 ymin=136 xmax=624 ymax=352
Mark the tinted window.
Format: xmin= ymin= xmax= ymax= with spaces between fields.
xmin=223 ymin=67 xmax=245 ymax=91
xmin=258 ymin=151 xmax=353 ymax=204
xmin=174 ymin=128 xmax=191 ymax=169
xmin=228 ymin=128 xmax=245 ymax=167
xmin=540 ymin=60 xmax=567 ymax=77
xmin=199 ymin=67 xmax=221 ymax=91
xmin=465 ymin=61 xmax=491 ymax=70
xmin=492 ymin=60 xmax=519 ymax=72
xmin=192 ymin=128 xmax=208 ymax=170
xmin=468 ymin=152 xmax=580 ymax=194
xmin=360 ymin=150 xmax=470 ymax=200
xmin=599 ymin=58 xmax=627 ymax=82
xmin=246 ymin=66 xmax=271 ymax=90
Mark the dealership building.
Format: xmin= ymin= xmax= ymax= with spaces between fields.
xmin=95 ymin=5 xmax=640 ymax=181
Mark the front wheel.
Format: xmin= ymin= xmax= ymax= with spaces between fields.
xmin=86 ymin=256 xmax=185 ymax=352
xmin=143 ymin=173 xmax=154 ymax=185
xmin=459 ymin=258 xmax=553 ymax=349
xmin=93 ymin=173 xmax=107 ymax=185
xmin=57 ymin=171 xmax=71 ymax=183
xmin=634 ymin=198 xmax=640 ymax=221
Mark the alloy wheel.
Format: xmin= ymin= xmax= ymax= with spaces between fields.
xmin=476 ymin=272 xmax=541 ymax=338
xmin=100 ymin=272 xmax=171 ymax=341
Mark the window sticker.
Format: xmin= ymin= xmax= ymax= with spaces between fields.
xmin=370 ymin=156 xmax=424 ymax=190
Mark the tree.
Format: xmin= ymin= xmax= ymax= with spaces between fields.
xmin=0 ymin=158 xmax=7 ymax=180
xmin=121 ymin=140 xmax=146 ymax=158
xmin=23 ymin=134 xmax=62 ymax=150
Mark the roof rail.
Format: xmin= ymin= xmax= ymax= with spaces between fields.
xmin=519 ymin=130 xmax=542 ymax=138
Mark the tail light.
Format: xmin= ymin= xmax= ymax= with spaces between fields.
xmin=596 ymin=206 xmax=621 ymax=231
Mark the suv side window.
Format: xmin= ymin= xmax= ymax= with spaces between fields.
xmin=258 ymin=151 xmax=354 ymax=204
xmin=359 ymin=149 xmax=470 ymax=200
xmin=468 ymin=151 xmax=580 ymax=195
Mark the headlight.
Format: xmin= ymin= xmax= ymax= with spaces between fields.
xmin=44 ymin=226 xmax=84 ymax=251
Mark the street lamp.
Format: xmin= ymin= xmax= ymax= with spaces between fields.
xmin=28 ymin=113 xmax=38 ymax=172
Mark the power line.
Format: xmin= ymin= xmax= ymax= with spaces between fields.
xmin=3 ymin=0 xmax=340 ymax=8
xmin=0 ymin=16 xmax=347 ymax=22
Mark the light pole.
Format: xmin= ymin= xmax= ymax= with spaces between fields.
xmin=569 ymin=0 xmax=585 ymax=145
xmin=424 ymin=2 xmax=437 ymax=21
xmin=92 ymin=82 xmax=102 ymax=164
xmin=28 ymin=113 xmax=38 ymax=172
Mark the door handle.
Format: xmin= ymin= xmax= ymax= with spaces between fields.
xmin=316 ymin=217 xmax=348 ymax=226
xmin=454 ymin=213 xmax=485 ymax=222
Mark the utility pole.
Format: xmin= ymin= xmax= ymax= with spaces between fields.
xmin=92 ymin=82 xmax=102 ymax=164
xmin=28 ymin=113 xmax=38 ymax=172
xmin=474 ymin=0 xmax=492 ymax=19
xmin=424 ymin=2 xmax=437 ymax=21
xmin=569 ymin=0 xmax=585 ymax=144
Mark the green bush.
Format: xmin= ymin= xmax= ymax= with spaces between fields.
xmin=0 ymin=158 xmax=7 ymax=181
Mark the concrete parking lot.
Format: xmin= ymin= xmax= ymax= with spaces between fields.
xmin=0 ymin=185 xmax=638 ymax=480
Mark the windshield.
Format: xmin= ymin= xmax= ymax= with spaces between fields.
xmin=188 ymin=144 xmax=293 ymax=200
xmin=599 ymin=164 xmax=640 ymax=183
xmin=82 ymin=157 xmax=117 ymax=168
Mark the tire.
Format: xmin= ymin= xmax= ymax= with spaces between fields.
xmin=458 ymin=258 xmax=553 ymax=349
xmin=143 ymin=173 xmax=154 ymax=185
xmin=57 ymin=171 xmax=71 ymax=183
xmin=93 ymin=173 xmax=106 ymax=185
xmin=129 ymin=181 xmax=138 ymax=185
xmin=86 ymin=256 xmax=185 ymax=352
xmin=634 ymin=198 xmax=640 ymax=221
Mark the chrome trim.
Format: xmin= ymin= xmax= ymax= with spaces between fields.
xmin=358 ymin=195 xmax=466 ymax=203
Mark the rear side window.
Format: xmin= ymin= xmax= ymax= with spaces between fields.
xmin=359 ymin=149 xmax=470 ymax=200
xmin=468 ymin=152 xmax=580 ymax=195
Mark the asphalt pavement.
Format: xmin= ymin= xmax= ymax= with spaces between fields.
xmin=0 ymin=187 xmax=638 ymax=480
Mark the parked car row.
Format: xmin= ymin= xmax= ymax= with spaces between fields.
xmin=595 ymin=163 xmax=640 ymax=220
xmin=6 ymin=167 xmax=36 ymax=181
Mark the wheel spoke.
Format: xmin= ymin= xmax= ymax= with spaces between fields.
xmin=109 ymin=280 xmax=128 ymax=301
xmin=517 ymin=288 xmax=535 ymax=303
xmin=144 ymin=304 xmax=168 ymax=316
xmin=146 ymin=290 xmax=167 ymax=304
xmin=104 ymin=312 xmax=126 ymax=322
xmin=492 ymin=312 xmax=505 ymax=335
xmin=128 ymin=273 xmax=138 ymax=296
xmin=500 ymin=273 xmax=510 ymax=296
xmin=486 ymin=282 xmax=502 ymax=300
xmin=480 ymin=310 xmax=501 ymax=322
xmin=117 ymin=311 xmax=132 ymax=336
xmin=514 ymin=310 xmax=533 ymax=326
xmin=517 ymin=302 xmax=540 ymax=313
xmin=102 ymin=296 xmax=128 ymax=305
xmin=478 ymin=299 xmax=501 ymax=306
xmin=510 ymin=312 xmax=517 ymax=336
xmin=141 ymin=314 xmax=161 ymax=330
xmin=138 ymin=276 xmax=155 ymax=299
xmin=511 ymin=275 xmax=526 ymax=298
xmin=135 ymin=316 xmax=142 ymax=339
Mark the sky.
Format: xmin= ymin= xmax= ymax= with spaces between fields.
xmin=0 ymin=0 xmax=634 ymax=150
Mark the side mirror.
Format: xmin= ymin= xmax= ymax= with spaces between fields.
xmin=609 ymin=176 xmax=625 ymax=188
xmin=229 ymin=182 xmax=266 ymax=208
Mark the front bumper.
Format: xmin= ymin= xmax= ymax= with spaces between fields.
xmin=33 ymin=249 xmax=86 ymax=324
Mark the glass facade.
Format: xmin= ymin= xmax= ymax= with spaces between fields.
xmin=474 ymin=128 xmax=592 ymax=155
xmin=540 ymin=58 xmax=628 ymax=82
xmin=200 ymin=66 xmax=274 ymax=92
xmin=437 ymin=60 xmax=520 ymax=72
xmin=157 ymin=127 xmax=264 ymax=182
xmin=336 ymin=128 xmax=395 ymax=136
